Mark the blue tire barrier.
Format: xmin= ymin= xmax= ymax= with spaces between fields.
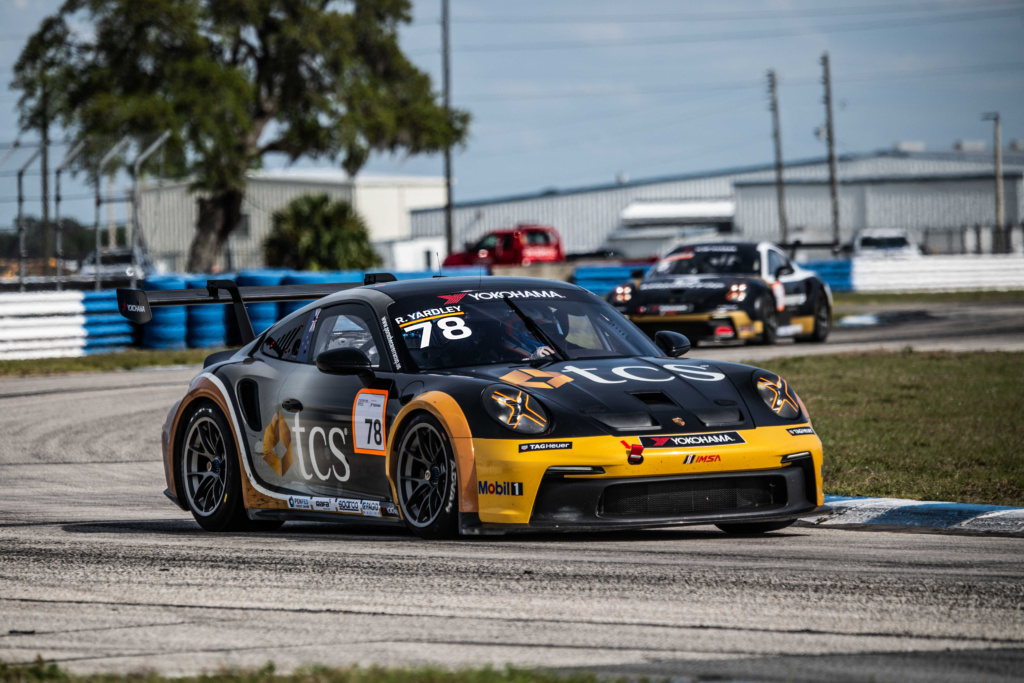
xmin=802 ymin=260 xmax=853 ymax=293
xmin=81 ymin=291 xmax=135 ymax=356
xmin=571 ymin=266 xmax=640 ymax=298
xmin=185 ymin=276 xmax=227 ymax=348
xmin=82 ymin=290 xmax=119 ymax=314
xmin=279 ymin=271 xmax=363 ymax=317
xmin=141 ymin=276 xmax=188 ymax=350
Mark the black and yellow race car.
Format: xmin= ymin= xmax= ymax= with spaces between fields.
xmin=609 ymin=241 xmax=832 ymax=345
xmin=117 ymin=274 xmax=827 ymax=539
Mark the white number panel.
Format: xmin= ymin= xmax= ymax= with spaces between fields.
xmin=353 ymin=388 xmax=388 ymax=455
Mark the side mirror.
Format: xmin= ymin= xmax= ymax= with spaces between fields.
xmin=654 ymin=330 xmax=691 ymax=357
xmin=316 ymin=348 xmax=375 ymax=384
xmin=775 ymin=264 xmax=795 ymax=279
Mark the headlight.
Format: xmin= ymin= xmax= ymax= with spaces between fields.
xmin=482 ymin=385 xmax=549 ymax=434
xmin=725 ymin=283 xmax=748 ymax=302
xmin=753 ymin=371 xmax=801 ymax=419
xmin=612 ymin=284 xmax=633 ymax=304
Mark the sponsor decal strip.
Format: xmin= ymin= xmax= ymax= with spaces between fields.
xmin=640 ymin=431 xmax=746 ymax=449
xmin=788 ymin=426 xmax=815 ymax=436
xmin=380 ymin=315 xmax=402 ymax=370
xmin=519 ymin=441 xmax=572 ymax=453
xmin=478 ymin=481 xmax=524 ymax=496
xmin=683 ymin=453 xmax=722 ymax=464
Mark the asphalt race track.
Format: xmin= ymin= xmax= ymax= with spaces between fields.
xmin=1 ymin=302 xmax=1023 ymax=682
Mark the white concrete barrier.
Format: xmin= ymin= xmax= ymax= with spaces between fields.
xmin=852 ymin=255 xmax=1024 ymax=292
xmin=0 ymin=291 xmax=131 ymax=361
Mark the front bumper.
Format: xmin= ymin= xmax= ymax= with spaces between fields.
xmin=467 ymin=426 xmax=824 ymax=532
xmin=629 ymin=310 xmax=761 ymax=341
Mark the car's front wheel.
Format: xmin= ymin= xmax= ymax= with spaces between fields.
xmin=396 ymin=414 xmax=459 ymax=539
xmin=715 ymin=520 xmax=795 ymax=535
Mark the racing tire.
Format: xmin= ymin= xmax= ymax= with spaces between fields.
xmin=180 ymin=403 xmax=282 ymax=532
xmin=796 ymin=294 xmax=831 ymax=343
xmin=395 ymin=413 xmax=460 ymax=539
xmin=755 ymin=295 xmax=778 ymax=346
xmin=715 ymin=520 xmax=795 ymax=535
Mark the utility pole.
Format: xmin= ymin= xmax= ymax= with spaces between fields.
xmin=40 ymin=83 xmax=51 ymax=276
xmin=982 ymin=112 xmax=1004 ymax=242
xmin=442 ymin=0 xmax=454 ymax=259
xmin=767 ymin=70 xmax=788 ymax=245
xmin=821 ymin=52 xmax=840 ymax=248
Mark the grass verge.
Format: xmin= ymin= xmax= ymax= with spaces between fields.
xmin=833 ymin=289 xmax=1024 ymax=308
xmin=1 ymin=662 xmax=599 ymax=683
xmin=755 ymin=350 xmax=1024 ymax=506
xmin=0 ymin=348 xmax=220 ymax=377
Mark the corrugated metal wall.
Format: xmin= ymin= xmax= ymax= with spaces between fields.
xmin=139 ymin=178 xmax=355 ymax=271
xmin=139 ymin=176 xmax=449 ymax=271
xmin=410 ymin=174 xmax=746 ymax=253
xmin=410 ymin=153 xmax=1024 ymax=254
xmin=734 ymin=176 xmax=1022 ymax=246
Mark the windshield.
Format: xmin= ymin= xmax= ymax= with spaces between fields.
xmin=651 ymin=245 xmax=759 ymax=276
xmin=389 ymin=289 xmax=660 ymax=370
xmin=861 ymin=236 xmax=909 ymax=249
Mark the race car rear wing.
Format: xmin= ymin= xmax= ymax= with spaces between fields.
xmin=116 ymin=274 xmax=396 ymax=344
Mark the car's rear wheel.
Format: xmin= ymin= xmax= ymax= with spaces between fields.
xmin=715 ymin=520 xmax=795 ymax=535
xmin=797 ymin=295 xmax=831 ymax=343
xmin=180 ymin=403 xmax=281 ymax=532
xmin=755 ymin=295 xmax=778 ymax=345
xmin=396 ymin=414 xmax=459 ymax=539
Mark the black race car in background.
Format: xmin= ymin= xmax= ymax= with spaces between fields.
xmin=117 ymin=274 xmax=826 ymax=539
xmin=609 ymin=242 xmax=832 ymax=345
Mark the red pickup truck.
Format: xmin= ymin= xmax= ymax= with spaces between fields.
xmin=443 ymin=225 xmax=565 ymax=267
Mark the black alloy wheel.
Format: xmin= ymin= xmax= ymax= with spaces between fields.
xmin=180 ymin=402 xmax=280 ymax=532
xmin=396 ymin=414 xmax=459 ymax=539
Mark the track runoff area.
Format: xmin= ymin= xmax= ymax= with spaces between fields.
xmin=1 ymin=300 xmax=1022 ymax=682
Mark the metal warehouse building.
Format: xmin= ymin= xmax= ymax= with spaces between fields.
xmin=410 ymin=149 xmax=1024 ymax=259
xmin=139 ymin=168 xmax=446 ymax=271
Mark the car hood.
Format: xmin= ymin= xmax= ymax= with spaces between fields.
xmin=456 ymin=356 xmax=756 ymax=435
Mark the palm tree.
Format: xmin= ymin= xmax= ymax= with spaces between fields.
xmin=264 ymin=194 xmax=382 ymax=271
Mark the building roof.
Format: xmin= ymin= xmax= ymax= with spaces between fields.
xmin=413 ymin=149 xmax=1024 ymax=213
xmin=252 ymin=167 xmax=444 ymax=186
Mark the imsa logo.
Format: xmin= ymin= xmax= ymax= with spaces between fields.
xmin=478 ymin=481 xmax=524 ymax=496
xmin=683 ymin=454 xmax=722 ymax=464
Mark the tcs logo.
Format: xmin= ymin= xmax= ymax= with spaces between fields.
xmin=499 ymin=368 xmax=573 ymax=389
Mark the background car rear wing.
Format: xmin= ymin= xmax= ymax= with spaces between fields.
xmin=116 ymin=274 xmax=397 ymax=344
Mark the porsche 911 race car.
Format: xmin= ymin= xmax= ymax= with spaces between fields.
xmin=117 ymin=274 xmax=827 ymax=539
xmin=609 ymin=242 xmax=832 ymax=345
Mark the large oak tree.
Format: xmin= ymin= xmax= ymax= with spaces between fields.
xmin=13 ymin=0 xmax=468 ymax=272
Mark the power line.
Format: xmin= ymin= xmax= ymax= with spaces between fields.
xmin=413 ymin=0 xmax=1022 ymax=25
xmin=472 ymin=93 xmax=764 ymax=158
xmin=457 ymin=60 xmax=1024 ymax=103
xmin=412 ymin=6 xmax=1024 ymax=55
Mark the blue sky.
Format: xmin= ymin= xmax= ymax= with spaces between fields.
xmin=1 ymin=0 xmax=1022 ymax=229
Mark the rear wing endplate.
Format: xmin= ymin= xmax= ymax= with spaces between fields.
xmin=115 ymin=277 xmax=385 ymax=344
